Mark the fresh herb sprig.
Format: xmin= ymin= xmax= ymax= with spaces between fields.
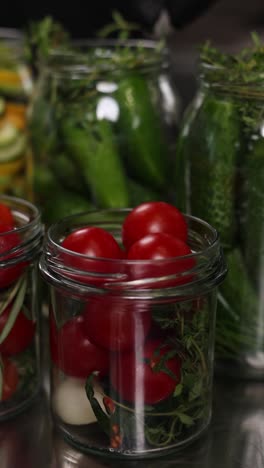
xmin=86 ymin=300 xmax=210 ymax=450
xmin=200 ymin=33 xmax=264 ymax=86
xmin=200 ymin=33 xmax=264 ymax=132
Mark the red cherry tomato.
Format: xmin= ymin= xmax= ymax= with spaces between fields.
xmin=122 ymin=202 xmax=188 ymax=250
xmin=0 ymin=203 xmax=15 ymax=227
xmin=127 ymin=232 xmax=195 ymax=287
xmin=60 ymin=226 xmax=124 ymax=286
xmin=0 ymin=224 xmax=25 ymax=289
xmin=83 ymin=295 xmax=151 ymax=352
xmin=110 ymin=338 xmax=181 ymax=404
xmin=62 ymin=226 xmax=123 ymax=259
xmin=50 ymin=313 xmax=109 ymax=379
xmin=0 ymin=304 xmax=35 ymax=356
xmin=1 ymin=358 xmax=19 ymax=401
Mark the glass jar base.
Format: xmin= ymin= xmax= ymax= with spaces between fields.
xmin=54 ymin=419 xmax=211 ymax=460
xmin=0 ymin=385 xmax=41 ymax=422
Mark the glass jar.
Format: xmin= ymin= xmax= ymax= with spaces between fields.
xmin=0 ymin=195 xmax=43 ymax=420
xmin=175 ymin=62 xmax=264 ymax=379
xmin=0 ymin=29 xmax=33 ymax=200
xmin=29 ymin=40 xmax=180 ymax=224
xmin=39 ymin=209 xmax=226 ymax=458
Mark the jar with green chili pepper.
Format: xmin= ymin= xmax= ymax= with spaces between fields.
xmin=175 ymin=35 xmax=264 ymax=379
xmin=0 ymin=29 xmax=33 ymax=200
xmin=29 ymin=39 xmax=180 ymax=224
xmin=39 ymin=208 xmax=226 ymax=458
xmin=0 ymin=195 xmax=43 ymax=420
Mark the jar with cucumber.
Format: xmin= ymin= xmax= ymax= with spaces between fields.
xmin=29 ymin=38 xmax=179 ymax=224
xmin=175 ymin=34 xmax=264 ymax=379
xmin=0 ymin=29 xmax=33 ymax=200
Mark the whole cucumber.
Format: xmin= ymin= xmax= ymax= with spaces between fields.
xmin=180 ymin=94 xmax=241 ymax=250
xmin=216 ymin=248 xmax=260 ymax=357
xmin=115 ymin=73 xmax=169 ymax=191
xmin=60 ymin=118 xmax=130 ymax=208
xmin=240 ymin=138 xmax=264 ymax=286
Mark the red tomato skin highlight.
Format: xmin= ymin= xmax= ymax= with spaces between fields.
xmin=61 ymin=226 xmax=123 ymax=259
xmin=127 ymin=232 xmax=195 ymax=287
xmin=60 ymin=226 xmax=124 ymax=286
xmin=122 ymin=201 xmax=188 ymax=250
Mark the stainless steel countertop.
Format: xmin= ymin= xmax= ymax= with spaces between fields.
xmin=1 ymin=318 xmax=264 ymax=468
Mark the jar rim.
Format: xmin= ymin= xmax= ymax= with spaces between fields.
xmin=0 ymin=194 xmax=40 ymax=233
xmin=42 ymin=38 xmax=168 ymax=77
xmin=0 ymin=195 xmax=43 ymax=267
xmin=200 ymin=60 xmax=264 ymax=94
xmin=48 ymin=209 xmax=218 ymax=264
xmin=40 ymin=209 xmax=227 ymax=298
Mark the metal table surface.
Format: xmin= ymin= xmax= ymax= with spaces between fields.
xmin=1 ymin=319 xmax=264 ymax=468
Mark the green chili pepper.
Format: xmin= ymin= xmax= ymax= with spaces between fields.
xmin=116 ymin=73 xmax=169 ymax=191
xmin=60 ymin=117 xmax=130 ymax=208
xmin=50 ymin=152 xmax=88 ymax=195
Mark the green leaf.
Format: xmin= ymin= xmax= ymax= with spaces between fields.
xmin=0 ymin=276 xmax=24 ymax=317
xmin=0 ymin=275 xmax=27 ymax=345
xmin=176 ymin=412 xmax=194 ymax=426
xmin=173 ymin=383 xmax=183 ymax=397
xmin=189 ymin=379 xmax=203 ymax=402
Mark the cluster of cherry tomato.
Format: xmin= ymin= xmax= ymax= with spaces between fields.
xmin=51 ymin=202 xmax=194 ymax=406
xmin=0 ymin=203 xmax=35 ymax=402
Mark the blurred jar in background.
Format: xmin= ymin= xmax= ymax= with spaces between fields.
xmin=0 ymin=29 xmax=33 ymax=200
xmin=29 ymin=39 xmax=181 ymax=224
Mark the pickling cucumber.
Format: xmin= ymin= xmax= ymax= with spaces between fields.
xmin=180 ymin=94 xmax=241 ymax=249
xmin=240 ymin=138 xmax=264 ymax=286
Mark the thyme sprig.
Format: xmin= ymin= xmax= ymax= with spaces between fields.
xmin=200 ymin=33 xmax=264 ymax=132
xmin=200 ymin=33 xmax=264 ymax=86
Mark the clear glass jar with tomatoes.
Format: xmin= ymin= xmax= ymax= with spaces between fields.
xmin=0 ymin=195 xmax=43 ymax=420
xmin=40 ymin=202 xmax=226 ymax=458
xmin=0 ymin=29 xmax=33 ymax=200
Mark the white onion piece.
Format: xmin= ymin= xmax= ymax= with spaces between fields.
xmin=53 ymin=377 xmax=97 ymax=426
